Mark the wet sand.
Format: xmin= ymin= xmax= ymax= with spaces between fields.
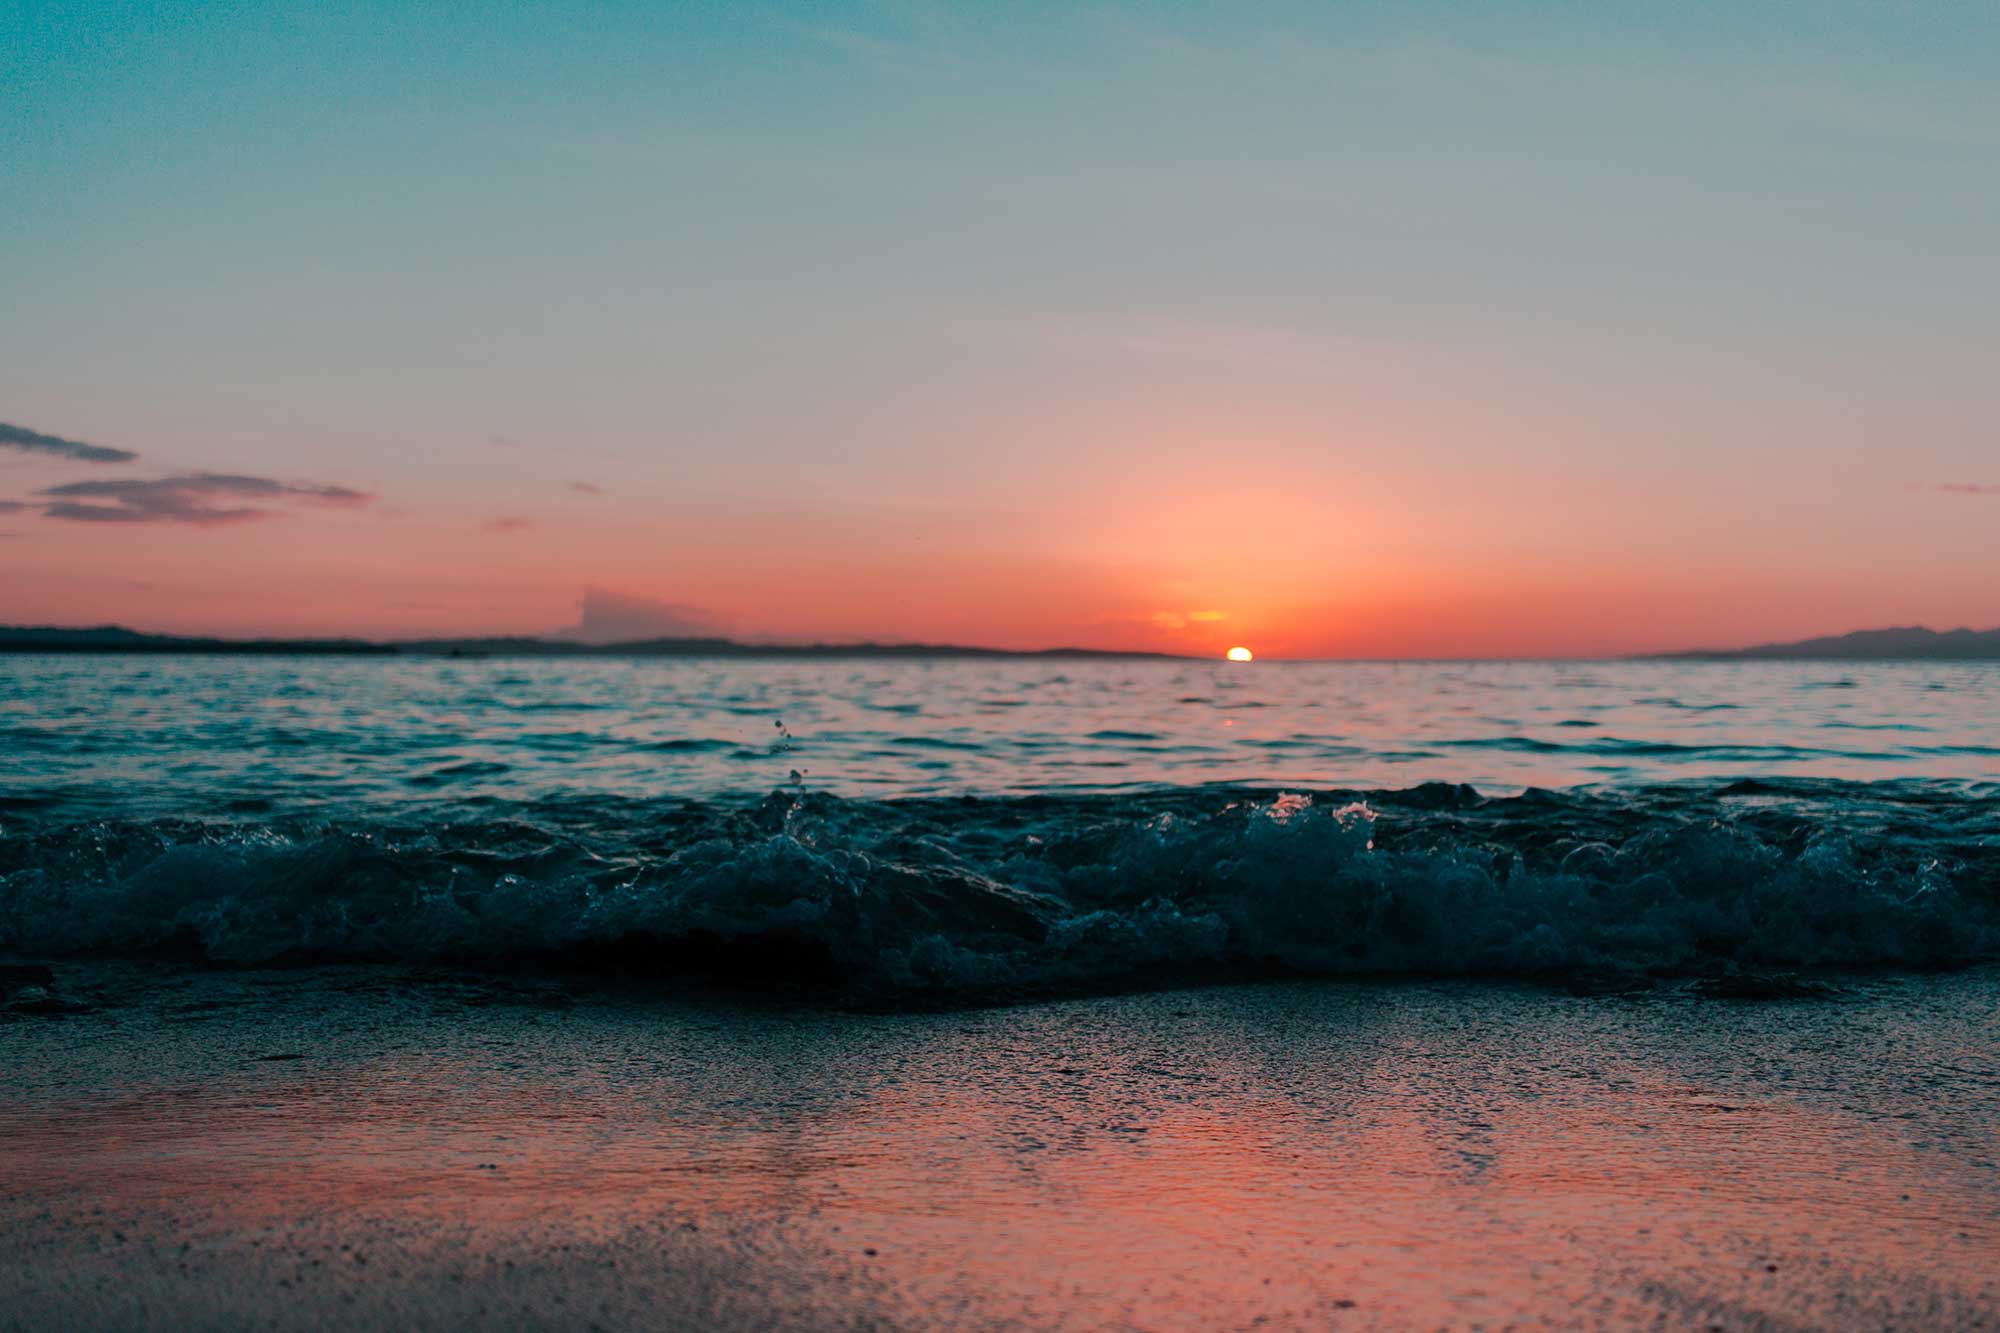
xmin=3 ymin=966 xmax=1997 ymax=1330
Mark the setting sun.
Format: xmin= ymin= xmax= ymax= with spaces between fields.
xmin=1226 ymin=646 xmax=1254 ymax=662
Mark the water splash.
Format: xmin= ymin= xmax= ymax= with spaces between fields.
xmin=4 ymin=780 xmax=1993 ymax=1000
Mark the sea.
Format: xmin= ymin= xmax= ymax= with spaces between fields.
xmin=2 ymin=654 xmax=1994 ymax=996
xmin=4 ymin=654 xmax=1999 ymax=1328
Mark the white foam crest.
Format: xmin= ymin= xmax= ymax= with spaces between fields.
xmin=2 ymin=786 xmax=1995 ymax=993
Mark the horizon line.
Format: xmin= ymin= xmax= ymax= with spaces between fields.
xmin=1 ymin=621 xmax=1996 ymax=663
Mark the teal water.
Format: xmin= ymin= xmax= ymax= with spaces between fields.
xmin=1 ymin=656 xmax=1995 ymax=994
xmin=2 ymin=656 xmax=1994 ymax=816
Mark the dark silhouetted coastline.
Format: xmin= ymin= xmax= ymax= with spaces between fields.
xmin=0 ymin=624 xmax=1187 ymax=659
xmin=1655 ymin=625 xmax=2000 ymax=661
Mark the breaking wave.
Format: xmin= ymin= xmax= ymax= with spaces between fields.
xmin=3 ymin=780 xmax=1996 ymax=1001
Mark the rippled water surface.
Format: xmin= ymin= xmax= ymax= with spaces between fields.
xmin=5 ymin=655 xmax=1995 ymax=990
xmin=2 ymin=656 xmax=1994 ymax=816
xmin=5 ymin=659 xmax=1998 ymax=1328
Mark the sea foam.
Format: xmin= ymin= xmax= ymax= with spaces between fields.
xmin=2 ymin=781 xmax=1995 ymax=998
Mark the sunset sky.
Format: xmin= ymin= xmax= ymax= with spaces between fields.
xmin=4 ymin=1 xmax=1996 ymax=657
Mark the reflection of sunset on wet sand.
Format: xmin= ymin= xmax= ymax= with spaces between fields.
xmin=4 ymin=968 xmax=1994 ymax=1329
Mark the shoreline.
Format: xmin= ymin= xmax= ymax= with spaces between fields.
xmin=5 ymin=965 xmax=1996 ymax=1329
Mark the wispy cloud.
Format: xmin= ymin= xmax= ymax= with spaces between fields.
xmin=771 ymin=15 xmax=973 ymax=82
xmin=1 ymin=421 xmax=138 ymax=464
xmin=1934 ymin=482 xmax=2000 ymax=495
xmin=37 ymin=473 xmax=373 ymax=524
xmin=568 ymin=481 xmax=603 ymax=495
xmin=0 ymin=500 xmax=25 ymax=514
xmin=1148 ymin=608 xmax=1230 ymax=631
xmin=484 ymin=516 xmax=534 ymax=532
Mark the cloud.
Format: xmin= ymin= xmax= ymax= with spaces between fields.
xmin=0 ymin=500 xmax=26 ymax=514
xmin=569 ymin=481 xmax=604 ymax=495
xmin=485 ymin=516 xmax=534 ymax=532
xmin=1148 ymin=609 xmax=1229 ymax=631
xmin=0 ymin=421 xmax=138 ymax=464
xmin=1935 ymin=482 xmax=2000 ymax=495
xmin=558 ymin=587 xmax=722 ymax=644
xmin=37 ymin=473 xmax=373 ymax=525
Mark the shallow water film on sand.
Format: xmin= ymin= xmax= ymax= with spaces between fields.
xmin=3 ymin=657 xmax=1997 ymax=1329
xmin=3 ymin=968 xmax=1996 ymax=1330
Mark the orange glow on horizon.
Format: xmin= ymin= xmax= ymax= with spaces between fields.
xmin=5 ymin=458 xmax=1995 ymax=658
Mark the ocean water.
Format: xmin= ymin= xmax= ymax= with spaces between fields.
xmin=2 ymin=655 xmax=1996 ymax=997
xmin=5 ymin=656 xmax=2000 ymax=1328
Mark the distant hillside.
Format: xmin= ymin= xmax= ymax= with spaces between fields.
xmin=1661 ymin=626 xmax=2000 ymax=661
xmin=0 ymin=625 xmax=393 ymax=655
xmin=0 ymin=625 xmax=1185 ymax=660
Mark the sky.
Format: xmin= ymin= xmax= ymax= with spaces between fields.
xmin=3 ymin=0 xmax=1996 ymax=657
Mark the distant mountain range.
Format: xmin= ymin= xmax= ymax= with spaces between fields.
xmin=0 ymin=625 xmax=1185 ymax=660
xmin=1655 ymin=626 xmax=2000 ymax=660
xmin=0 ymin=625 xmax=395 ymax=655
xmin=3 ymin=623 xmax=1996 ymax=660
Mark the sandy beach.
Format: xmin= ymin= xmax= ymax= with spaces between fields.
xmin=5 ymin=964 xmax=1995 ymax=1330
